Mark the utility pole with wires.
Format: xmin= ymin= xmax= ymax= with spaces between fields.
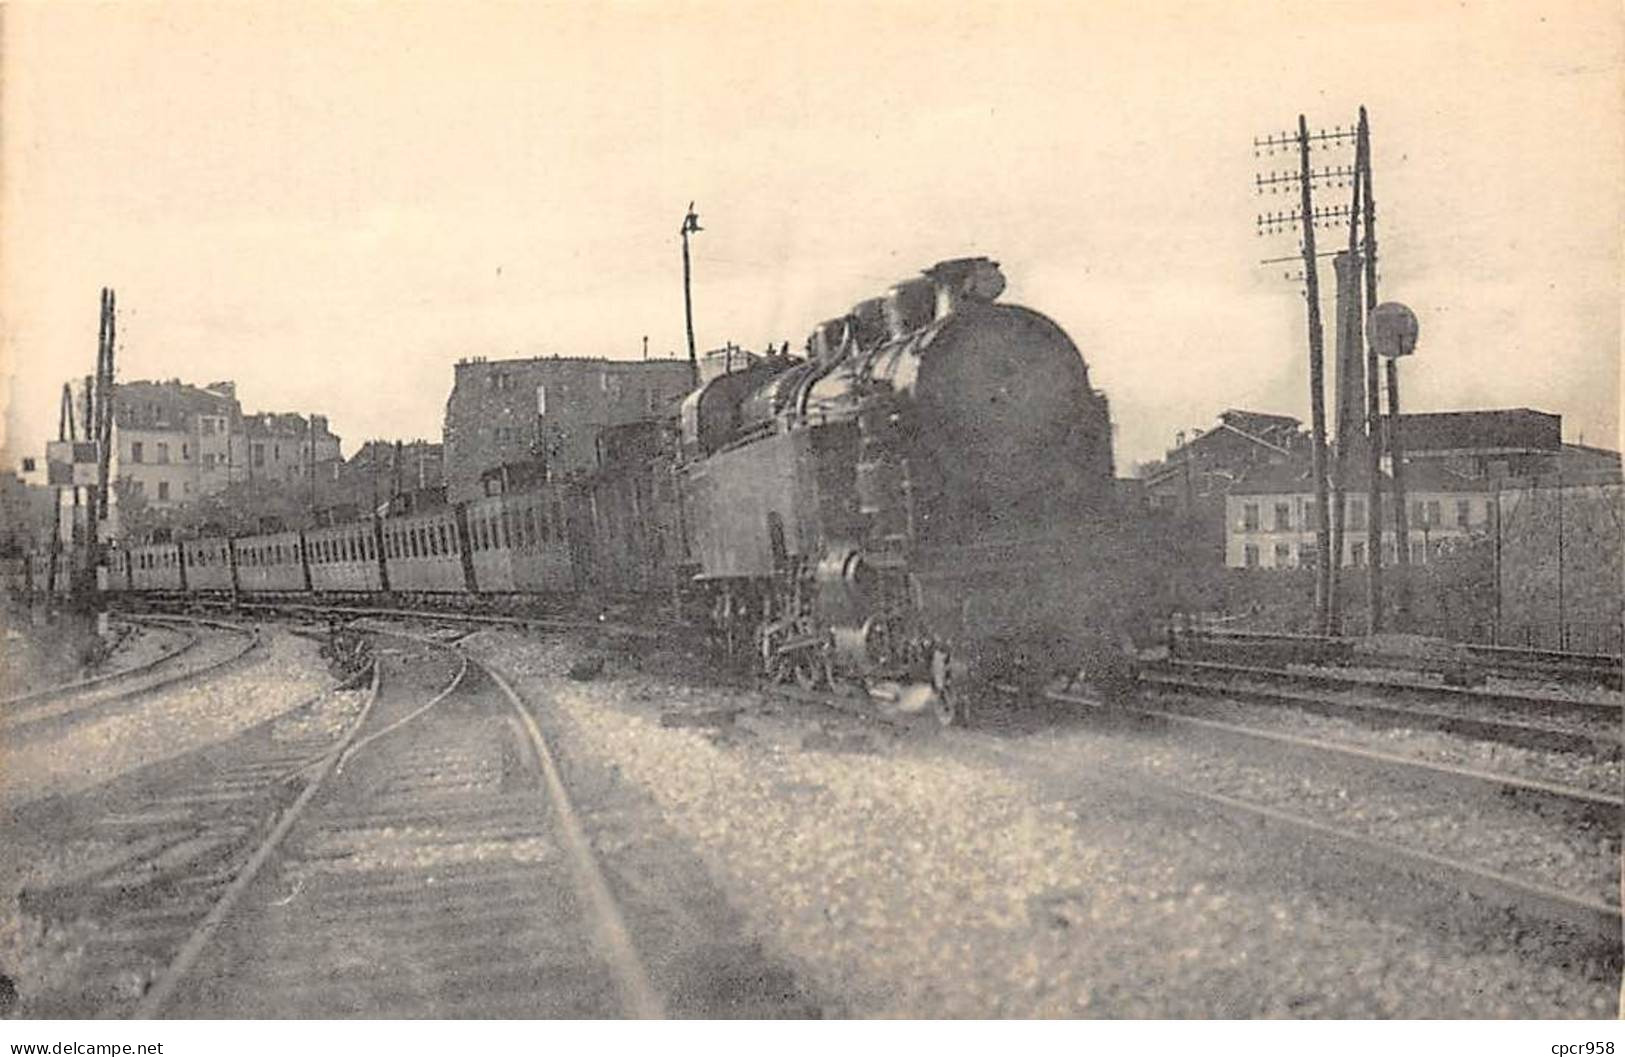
xmin=680 ymin=203 xmax=702 ymax=389
xmin=1254 ymin=118 xmax=1359 ymax=633
xmin=1354 ymin=108 xmax=1388 ymax=635
xmin=95 ymin=287 xmax=116 ymax=557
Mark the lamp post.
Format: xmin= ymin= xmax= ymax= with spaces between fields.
xmin=1370 ymin=301 xmax=1419 ymax=630
xmin=680 ymin=203 xmax=702 ymax=390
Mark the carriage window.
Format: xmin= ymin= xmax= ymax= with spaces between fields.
xmin=427 ymin=527 xmax=439 ymax=556
xmin=440 ymin=524 xmax=451 ymax=554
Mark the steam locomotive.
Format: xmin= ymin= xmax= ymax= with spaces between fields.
xmin=678 ymin=257 xmax=1139 ymax=722
xmin=96 ymin=257 xmax=1147 ymax=724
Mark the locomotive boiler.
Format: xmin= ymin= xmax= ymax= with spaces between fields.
xmin=678 ymin=257 xmax=1137 ymax=724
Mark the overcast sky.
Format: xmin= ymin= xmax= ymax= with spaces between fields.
xmin=2 ymin=0 xmax=1620 ymax=472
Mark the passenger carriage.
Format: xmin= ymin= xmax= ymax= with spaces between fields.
xmin=232 ymin=531 xmax=307 ymax=593
xmin=307 ymin=520 xmax=384 ymax=593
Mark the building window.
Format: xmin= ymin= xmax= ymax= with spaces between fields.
xmin=156 ymin=443 xmax=169 ymax=464
xmin=1242 ymin=503 xmax=1260 ymax=531
xmin=252 ymin=444 xmax=265 ymax=467
xmin=1351 ymin=541 xmax=1365 ymax=567
xmin=203 ymin=453 xmax=216 ymax=470
xmin=1243 ymin=544 xmax=1259 ymax=568
xmin=157 ymin=481 xmax=169 ymax=501
xmin=181 ymin=443 xmax=189 ymax=461
xmin=131 ymin=441 xmax=144 ymax=463
xmin=1274 ymin=502 xmax=1291 ymax=531
xmin=129 ymin=479 xmax=144 ymax=496
xmin=1297 ymin=543 xmax=1316 ymax=567
xmin=1456 ymin=499 xmax=1471 ymax=527
xmin=1274 ymin=542 xmax=1292 ymax=567
xmin=1348 ymin=496 xmax=1364 ymax=525
xmin=201 ymin=418 xmax=215 ymax=435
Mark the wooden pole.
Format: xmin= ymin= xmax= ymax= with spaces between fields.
xmin=1386 ymin=358 xmax=1411 ymax=628
xmin=96 ymin=288 xmax=116 ymax=558
xmin=1359 ymin=110 xmax=1385 ymax=634
xmin=681 ymin=204 xmax=701 ymax=389
xmin=1296 ymin=115 xmax=1333 ymax=631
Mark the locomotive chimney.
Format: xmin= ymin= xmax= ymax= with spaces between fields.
xmin=850 ymin=297 xmax=887 ymax=348
xmin=809 ymin=317 xmax=849 ymax=366
xmin=924 ymin=257 xmax=1006 ymax=319
xmin=883 ymin=278 xmax=936 ymax=340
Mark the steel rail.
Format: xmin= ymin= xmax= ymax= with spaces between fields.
xmin=133 ymin=660 xmax=384 ymax=1018
xmin=1172 ymin=627 xmax=1622 ymax=689
xmin=276 ymin=619 xmax=664 ymax=1017
xmin=974 ymin=736 xmax=1622 ymax=946
xmin=0 ymin=616 xmax=200 ymax=709
xmin=1141 ymin=664 xmax=1619 ymax=757
xmin=1046 ymin=689 xmax=1622 ymax=821
xmin=0 ymin=619 xmax=264 ymax=733
xmin=477 ymin=656 xmax=665 ymax=1019
xmin=1153 ymin=657 xmax=1621 ymax=722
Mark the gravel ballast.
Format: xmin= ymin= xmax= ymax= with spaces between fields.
xmin=468 ymin=631 xmax=1619 ymax=1018
xmin=0 ymin=627 xmax=333 ymax=806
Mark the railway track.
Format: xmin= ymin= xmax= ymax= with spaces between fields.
xmin=1141 ymin=658 xmax=1621 ymax=758
xmin=745 ymin=673 xmax=1619 ymax=952
xmin=1032 ymin=685 xmax=1621 ymax=948
xmin=0 ymin=616 xmax=262 ymax=736
xmin=13 ymin=624 xmax=671 ymax=1018
xmin=0 ymin=615 xmax=200 ymax=710
xmin=1170 ymin=626 xmax=1623 ymax=691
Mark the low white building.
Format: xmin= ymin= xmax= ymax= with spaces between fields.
xmin=1224 ymin=462 xmax=1496 ymax=571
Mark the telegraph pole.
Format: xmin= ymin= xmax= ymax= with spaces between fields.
xmin=1254 ymin=118 xmax=1366 ymax=635
xmin=307 ymin=416 xmax=317 ymax=520
xmin=1294 ymin=113 xmax=1334 ymax=635
xmin=96 ymin=288 xmax=115 ymax=558
xmin=1358 ymin=109 xmax=1385 ymax=634
xmin=680 ymin=203 xmax=702 ymax=389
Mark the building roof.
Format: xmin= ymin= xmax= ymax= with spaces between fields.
xmin=1219 ymin=408 xmax=1301 ymax=433
xmin=1392 ymin=408 xmax=1560 ymax=454
xmin=454 ymin=354 xmax=692 ymax=373
xmin=113 ymin=380 xmax=237 ymax=430
xmin=242 ymin=412 xmax=338 ymax=439
xmin=1229 ymin=455 xmax=1491 ymax=497
xmin=348 ymin=440 xmax=442 ymax=466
